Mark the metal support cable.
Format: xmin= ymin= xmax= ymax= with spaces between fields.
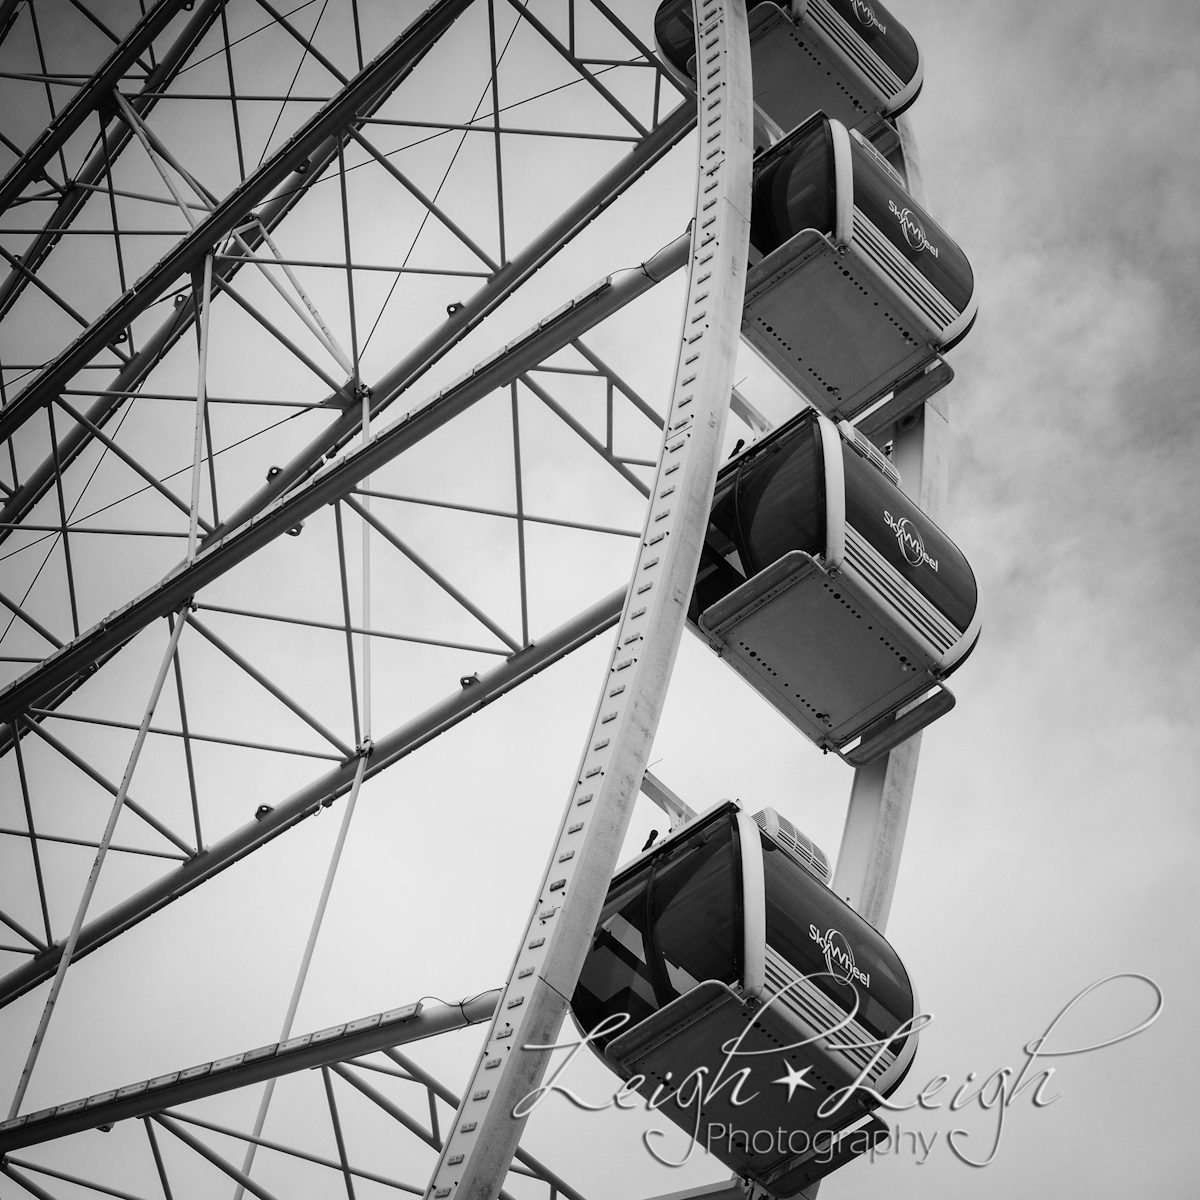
xmin=183 ymin=614 xmax=355 ymax=758
xmin=344 ymin=496 xmax=522 ymax=654
xmin=423 ymin=0 xmax=753 ymax=1193
xmin=359 ymin=381 xmax=372 ymax=743
xmin=520 ymin=372 xmax=650 ymax=496
xmin=53 ymin=395 xmax=216 ymax=532
xmin=321 ymin=1067 xmax=358 ymax=1200
xmin=0 ymin=0 xmax=197 ymax=212
xmin=6 ymin=608 xmax=188 ymax=1118
xmin=504 ymin=0 xmax=647 ymax=136
xmin=0 ymin=589 xmax=62 ymax=648
xmin=113 ymin=88 xmax=355 ymax=378
xmin=0 ymin=909 xmax=44 ymax=952
xmin=188 ymin=254 xmax=214 ymax=560
xmin=0 ymin=0 xmax=226 ymax=323
xmin=163 ymin=1110 xmax=418 ymax=1193
xmin=333 ymin=503 xmax=362 ymax=747
xmin=0 ymin=590 xmax=623 ymax=1011
xmin=11 ymin=725 xmax=53 ymax=943
xmin=233 ymin=752 xmax=368 ymax=1196
xmin=17 ymin=719 xmax=196 ymax=856
xmin=0 ymin=1161 xmax=60 ymax=1200
xmin=205 ymin=105 xmax=695 ymax=541
xmin=0 ymin=0 xmax=474 ymax=447
xmin=156 ymin=1114 xmax=283 ymax=1200
xmin=387 ymin=1049 xmax=590 ymax=1200
xmin=344 ymin=127 xmax=500 ymax=272
xmin=0 ymin=233 xmax=689 ymax=726
xmin=143 ymin=1117 xmax=176 ymax=1200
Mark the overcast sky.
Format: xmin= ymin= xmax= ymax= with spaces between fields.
xmin=1 ymin=0 xmax=1197 ymax=1197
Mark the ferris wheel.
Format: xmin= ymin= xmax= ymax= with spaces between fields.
xmin=0 ymin=1 xmax=979 ymax=1197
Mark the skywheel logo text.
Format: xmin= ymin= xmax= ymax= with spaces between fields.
xmin=884 ymin=510 xmax=939 ymax=571
xmin=849 ymin=0 xmax=887 ymax=35
xmin=888 ymin=199 xmax=940 ymax=257
xmin=810 ymin=924 xmax=871 ymax=988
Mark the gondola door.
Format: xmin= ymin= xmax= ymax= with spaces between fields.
xmin=601 ymin=810 xmax=868 ymax=1189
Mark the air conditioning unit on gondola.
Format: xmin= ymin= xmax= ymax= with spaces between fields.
xmin=654 ymin=0 xmax=922 ymax=154
xmin=744 ymin=111 xmax=977 ymax=423
xmin=689 ymin=408 xmax=980 ymax=764
xmin=573 ymin=801 xmax=919 ymax=1196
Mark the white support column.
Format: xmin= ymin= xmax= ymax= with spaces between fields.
xmin=422 ymin=4 xmax=755 ymax=1198
xmin=831 ymin=112 xmax=953 ymax=934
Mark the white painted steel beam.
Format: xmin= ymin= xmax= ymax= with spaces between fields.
xmin=0 ymin=589 xmax=625 ymax=1009
xmin=210 ymin=105 xmax=696 ymax=541
xmin=0 ymin=235 xmax=688 ymax=728
xmin=833 ymin=113 xmax=954 ymax=933
xmin=0 ymin=0 xmax=471 ymax=538
xmin=422 ymin=2 xmax=755 ymax=1196
xmin=0 ymin=994 xmax=499 ymax=1153
xmin=0 ymin=0 xmax=226 ymax=320
xmin=0 ymin=0 xmax=200 ymax=213
xmin=0 ymin=0 xmax=475 ymax=446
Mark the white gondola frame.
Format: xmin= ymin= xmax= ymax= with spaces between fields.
xmin=742 ymin=114 xmax=977 ymax=421
xmin=693 ymin=411 xmax=980 ymax=762
xmin=580 ymin=801 xmax=921 ymax=1195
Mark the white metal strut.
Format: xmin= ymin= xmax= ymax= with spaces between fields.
xmin=832 ymin=113 xmax=954 ymax=934
xmin=423 ymin=2 xmax=756 ymax=1197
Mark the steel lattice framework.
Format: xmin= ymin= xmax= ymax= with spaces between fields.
xmin=0 ymin=1 xmax=954 ymax=1197
xmin=0 ymin=1 xmax=733 ymax=1194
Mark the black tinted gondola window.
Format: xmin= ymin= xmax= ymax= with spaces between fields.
xmin=692 ymin=472 xmax=750 ymax=616
xmin=654 ymin=0 xmax=696 ymax=76
xmin=572 ymin=862 xmax=659 ymax=1051
xmin=650 ymin=815 xmax=742 ymax=999
xmin=842 ymin=449 xmax=977 ymax=631
xmin=761 ymin=835 xmax=912 ymax=1043
xmin=730 ymin=415 xmax=826 ymax=575
xmin=850 ymin=140 xmax=974 ymax=312
xmin=824 ymin=0 xmax=920 ymax=84
xmin=751 ymin=121 xmax=835 ymax=255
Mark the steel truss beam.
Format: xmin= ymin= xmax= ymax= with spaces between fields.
xmin=210 ymin=100 xmax=695 ymax=539
xmin=425 ymin=0 xmax=752 ymax=1193
xmin=0 ymin=0 xmax=474 ymax=541
xmin=0 ymin=995 xmax=591 ymax=1200
xmin=0 ymin=45 xmax=693 ymax=558
xmin=0 ymin=0 xmax=22 ymax=49
xmin=0 ymin=0 xmax=475 ymax=447
xmin=0 ymin=0 xmax=226 ymax=324
xmin=0 ymin=232 xmax=687 ymax=727
xmin=0 ymin=0 xmax=203 ymax=217
xmin=0 ymin=993 xmax=499 ymax=1153
xmin=0 ymin=586 xmax=624 ymax=1008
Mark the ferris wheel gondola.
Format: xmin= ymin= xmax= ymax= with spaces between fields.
xmin=744 ymin=111 xmax=977 ymax=423
xmin=572 ymin=801 xmax=919 ymax=1196
xmin=689 ymin=408 xmax=980 ymax=764
xmin=655 ymin=0 xmax=922 ymax=153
